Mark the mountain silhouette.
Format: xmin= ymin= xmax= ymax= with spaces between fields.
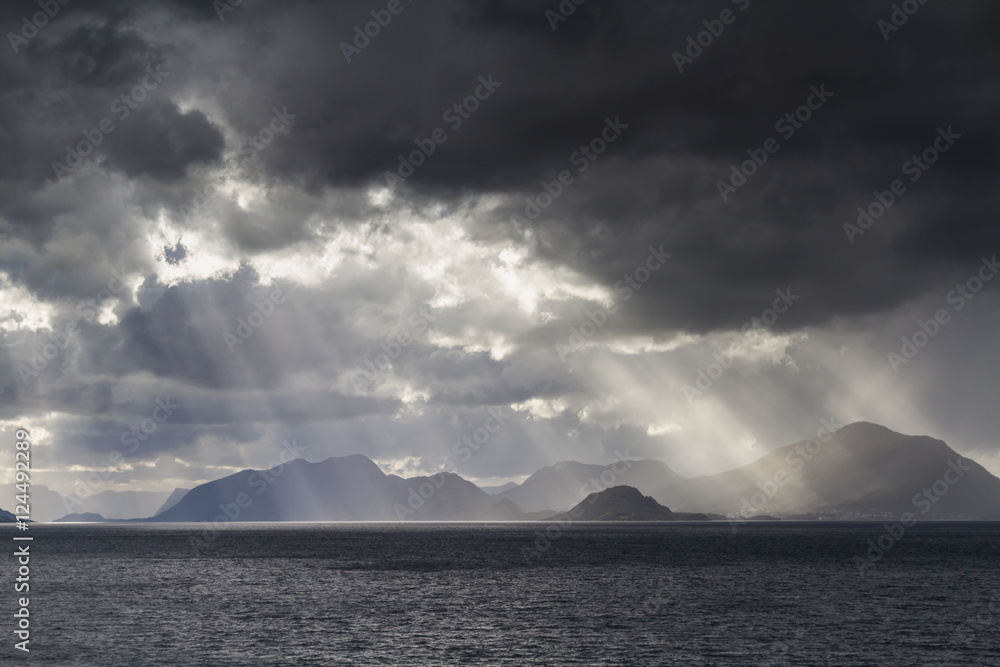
xmin=651 ymin=422 xmax=1000 ymax=519
xmin=85 ymin=422 xmax=1000 ymax=522
xmin=498 ymin=459 xmax=680 ymax=512
xmin=151 ymin=454 xmax=522 ymax=521
xmin=551 ymin=485 xmax=708 ymax=521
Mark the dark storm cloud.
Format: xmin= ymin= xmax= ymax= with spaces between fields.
xmin=101 ymin=100 xmax=224 ymax=181
xmin=3 ymin=0 xmax=997 ymax=330
xmin=1 ymin=3 xmax=176 ymax=184
xmin=90 ymin=0 xmax=991 ymax=333
xmin=65 ymin=265 xmax=338 ymax=391
xmin=1 ymin=0 xmax=998 ymax=486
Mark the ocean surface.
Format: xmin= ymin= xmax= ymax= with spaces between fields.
xmin=2 ymin=522 xmax=999 ymax=665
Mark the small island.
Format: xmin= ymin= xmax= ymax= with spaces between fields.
xmin=550 ymin=485 xmax=709 ymax=521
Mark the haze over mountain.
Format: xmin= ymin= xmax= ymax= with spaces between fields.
xmin=480 ymin=482 xmax=519 ymax=495
xmin=497 ymin=423 xmax=1000 ymax=520
xmin=498 ymin=459 xmax=681 ymax=513
xmin=650 ymin=422 xmax=1000 ymax=520
xmin=152 ymin=454 xmax=522 ymax=522
xmin=153 ymin=488 xmax=190 ymax=516
xmin=0 ymin=484 xmax=70 ymax=523
xmin=55 ymin=512 xmax=107 ymax=523
xmin=0 ymin=485 xmax=188 ymax=522
xmin=44 ymin=422 xmax=1000 ymax=522
xmin=64 ymin=489 xmax=177 ymax=520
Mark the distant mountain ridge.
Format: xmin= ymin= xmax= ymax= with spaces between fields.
xmin=68 ymin=489 xmax=178 ymax=520
xmin=649 ymin=422 xmax=1000 ymax=520
xmin=43 ymin=422 xmax=1000 ymax=522
xmin=154 ymin=488 xmax=190 ymax=516
xmin=480 ymin=482 xmax=518 ymax=495
xmin=0 ymin=485 xmax=185 ymax=522
xmin=55 ymin=512 xmax=107 ymax=522
xmin=151 ymin=454 xmax=522 ymax=522
xmin=0 ymin=484 xmax=68 ymax=522
xmin=498 ymin=458 xmax=680 ymax=512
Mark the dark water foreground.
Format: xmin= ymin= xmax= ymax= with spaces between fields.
xmin=2 ymin=522 xmax=998 ymax=665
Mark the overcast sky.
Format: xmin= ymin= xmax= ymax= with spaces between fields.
xmin=1 ymin=0 xmax=998 ymax=495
